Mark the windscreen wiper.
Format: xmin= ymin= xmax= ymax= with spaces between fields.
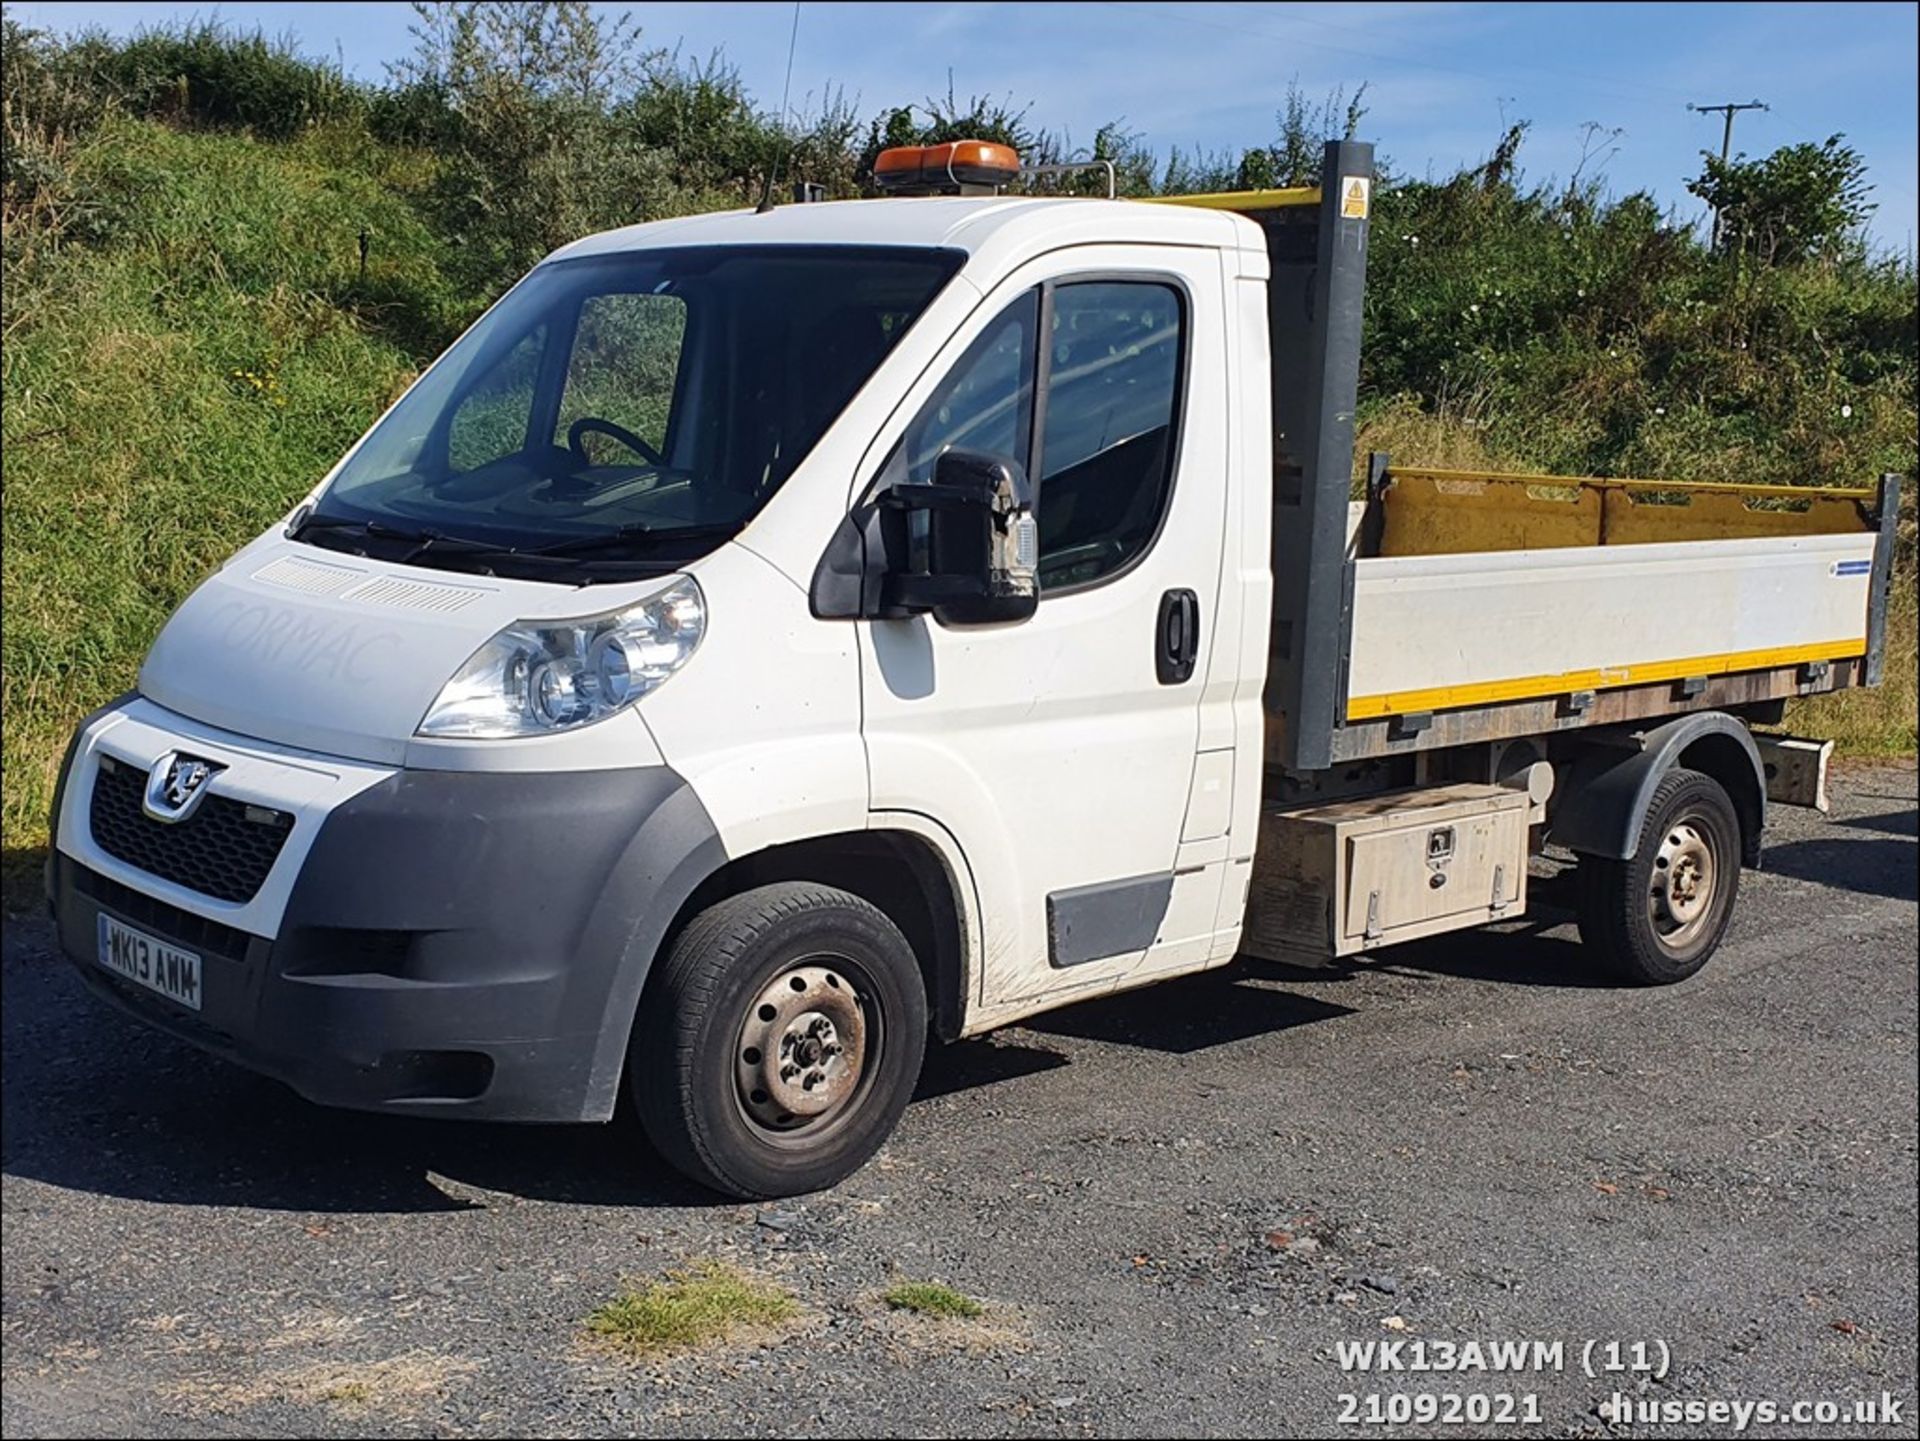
xmin=519 ymin=522 xmax=743 ymax=557
xmin=293 ymin=514 xmax=512 ymax=562
xmin=293 ymin=513 xmax=416 ymax=542
xmin=293 ymin=512 xmax=739 ymax=575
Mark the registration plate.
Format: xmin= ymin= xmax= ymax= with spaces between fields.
xmin=97 ymin=914 xmax=202 ymax=1011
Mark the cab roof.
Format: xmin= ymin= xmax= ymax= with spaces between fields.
xmin=547 ymin=195 xmax=1257 ymax=271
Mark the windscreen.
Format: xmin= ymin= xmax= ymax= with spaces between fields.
xmin=302 ymin=245 xmax=964 ymax=580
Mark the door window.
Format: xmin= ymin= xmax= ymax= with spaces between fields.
xmin=1034 ymin=282 xmax=1184 ymax=590
xmin=874 ymin=277 xmax=1185 ymax=594
xmin=888 ymin=290 xmax=1038 ymax=485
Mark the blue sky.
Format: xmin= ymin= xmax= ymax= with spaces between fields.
xmin=11 ymin=1 xmax=1917 ymax=252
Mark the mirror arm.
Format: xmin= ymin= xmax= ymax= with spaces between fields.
xmin=873 ymin=481 xmax=993 ymax=513
xmin=881 ymin=573 xmax=990 ymax=611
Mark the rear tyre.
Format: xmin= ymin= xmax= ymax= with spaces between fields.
xmin=1576 ymin=767 xmax=1741 ymax=985
xmin=630 ymin=882 xmax=928 ymax=1199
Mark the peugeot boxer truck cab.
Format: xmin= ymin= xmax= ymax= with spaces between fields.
xmin=50 ymin=169 xmax=1264 ymax=1198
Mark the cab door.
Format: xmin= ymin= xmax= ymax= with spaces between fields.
xmin=857 ymin=246 xmax=1237 ymax=1011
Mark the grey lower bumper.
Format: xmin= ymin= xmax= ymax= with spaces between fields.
xmin=52 ymin=762 xmax=724 ymax=1122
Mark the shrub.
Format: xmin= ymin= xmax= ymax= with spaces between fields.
xmin=2 ymin=18 xmax=113 ymax=246
xmin=97 ymin=20 xmax=360 ymax=137
xmin=383 ymin=2 xmax=691 ymax=291
xmin=1689 ymin=135 xmax=1876 ymax=265
xmin=1364 ymin=134 xmax=1915 ymax=490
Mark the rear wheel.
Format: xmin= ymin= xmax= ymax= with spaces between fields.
xmin=1576 ymin=767 xmax=1741 ymax=985
xmin=630 ymin=882 xmax=927 ymax=1199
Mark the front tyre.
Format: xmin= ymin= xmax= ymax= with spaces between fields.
xmin=630 ymin=882 xmax=928 ymax=1199
xmin=1576 ymin=767 xmax=1742 ymax=985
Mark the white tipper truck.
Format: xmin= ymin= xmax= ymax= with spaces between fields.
xmin=48 ymin=139 xmax=1902 ymax=1198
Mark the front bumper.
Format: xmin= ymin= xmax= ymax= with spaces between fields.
xmin=51 ymin=703 xmax=725 ymax=1122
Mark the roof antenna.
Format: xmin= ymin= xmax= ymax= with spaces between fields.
xmin=757 ymin=1 xmax=804 ymax=213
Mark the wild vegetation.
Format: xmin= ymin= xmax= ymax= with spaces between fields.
xmin=3 ymin=6 xmax=1913 ymax=882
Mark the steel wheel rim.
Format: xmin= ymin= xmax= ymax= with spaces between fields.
xmin=1648 ymin=818 xmax=1719 ymax=950
xmin=733 ymin=958 xmax=876 ymax=1141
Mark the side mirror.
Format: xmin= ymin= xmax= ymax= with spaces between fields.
xmin=881 ymin=450 xmax=1039 ymax=626
xmin=808 ymin=449 xmax=1040 ymax=625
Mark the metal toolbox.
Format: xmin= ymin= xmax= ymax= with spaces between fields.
xmin=1243 ymin=783 xmax=1530 ymax=963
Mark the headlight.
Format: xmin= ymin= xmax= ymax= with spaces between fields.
xmin=417 ymin=576 xmax=705 ymax=738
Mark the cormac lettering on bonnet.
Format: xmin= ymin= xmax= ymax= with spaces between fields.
xmin=211 ymin=598 xmax=402 ymax=684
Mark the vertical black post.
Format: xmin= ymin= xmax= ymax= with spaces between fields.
xmin=1864 ymin=472 xmax=1903 ymax=687
xmin=1361 ymin=450 xmax=1391 ymax=558
xmin=1263 ymin=139 xmax=1373 ymax=772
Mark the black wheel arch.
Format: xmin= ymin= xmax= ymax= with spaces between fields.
xmin=646 ymin=828 xmax=971 ymax=1047
xmin=1551 ymin=712 xmax=1767 ymax=868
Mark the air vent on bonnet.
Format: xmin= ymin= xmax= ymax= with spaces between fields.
xmin=341 ymin=574 xmax=488 ymax=613
xmin=251 ymin=554 xmax=363 ymax=595
xmin=254 ymin=551 xmax=491 ymax=611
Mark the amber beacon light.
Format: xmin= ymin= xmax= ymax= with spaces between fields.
xmin=873 ymin=140 xmax=1022 ymax=195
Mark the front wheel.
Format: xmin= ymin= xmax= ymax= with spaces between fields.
xmin=1576 ymin=767 xmax=1742 ymax=985
xmin=630 ymin=882 xmax=928 ymax=1199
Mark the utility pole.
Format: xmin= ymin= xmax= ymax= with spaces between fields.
xmin=1688 ymin=98 xmax=1768 ymax=250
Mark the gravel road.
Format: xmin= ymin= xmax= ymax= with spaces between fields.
xmin=4 ymin=763 xmax=1915 ymax=1439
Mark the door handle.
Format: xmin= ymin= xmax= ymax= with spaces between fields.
xmin=1157 ymin=589 xmax=1200 ymax=685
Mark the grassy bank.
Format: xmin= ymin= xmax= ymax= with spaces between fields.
xmin=3 ymin=118 xmax=453 ymax=885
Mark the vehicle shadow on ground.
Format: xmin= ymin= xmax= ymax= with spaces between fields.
xmin=1021 ymin=921 xmax=1622 ymax=1059
xmin=0 ymin=906 xmax=1619 ymax=1212
xmin=1025 ymin=967 xmax=1356 ymax=1052
xmin=1761 ymin=834 xmax=1918 ymax=902
xmin=0 ymin=946 xmax=1072 ymax=1215
xmin=1836 ymin=808 xmax=1918 ymax=839
xmin=1365 ymin=925 xmax=1625 ymax=988
xmin=1240 ymin=902 xmax=1629 ymax=991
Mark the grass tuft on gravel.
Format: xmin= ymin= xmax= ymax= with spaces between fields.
xmin=882 ymin=1280 xmax=985 ymax=1320
xmin=585 ymin=1261 xmax=797 ymax=1355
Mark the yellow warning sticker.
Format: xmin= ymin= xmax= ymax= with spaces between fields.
xmin=1341 ymin=175 xmax=1371 ymax=220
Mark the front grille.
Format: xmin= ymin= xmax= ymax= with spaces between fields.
xmin=73 ymin=864 xmax=260 ymax=962
xmin=88 ymin=755 xmax=291 ymax=904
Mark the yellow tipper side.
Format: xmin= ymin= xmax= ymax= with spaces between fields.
xmin=1376 ymin=467 xmax=1877 ymax=557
